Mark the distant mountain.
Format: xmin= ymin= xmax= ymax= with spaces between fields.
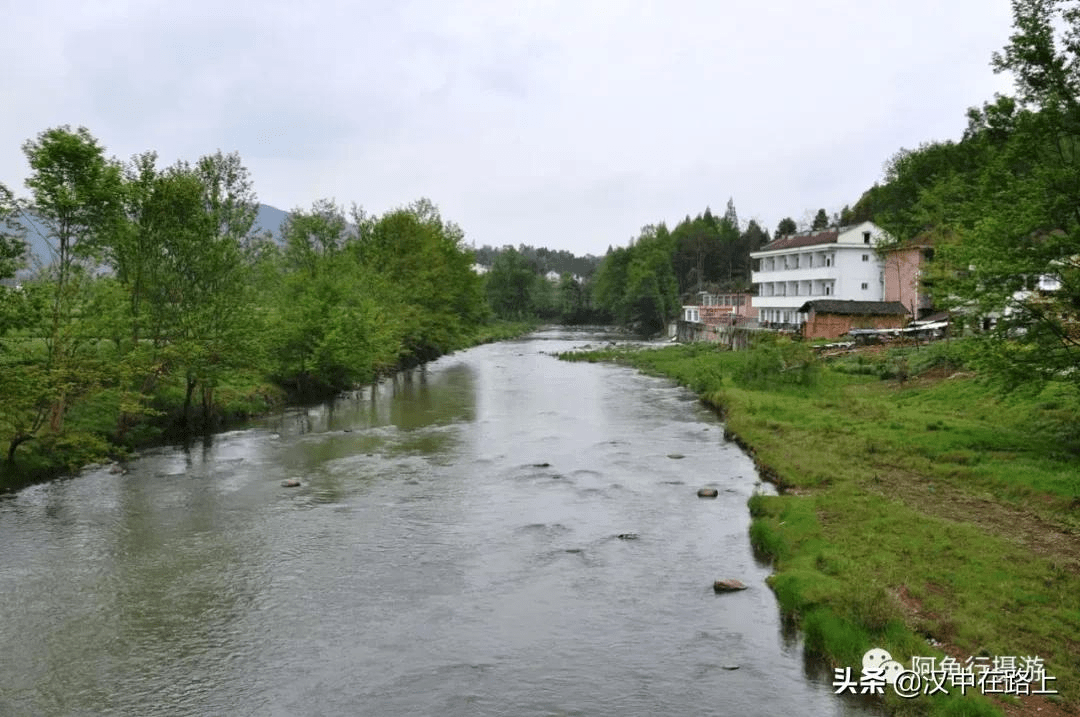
xmin=254 ymin=204 xmax=289 ymax=239
xmin=11 ymin=203 xmax=291 ymax=271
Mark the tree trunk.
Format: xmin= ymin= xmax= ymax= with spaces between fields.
xmin=7 ymin=434 xmax=34 ymax=463
xmin=182 ymin=376 xmax=197 ymax=428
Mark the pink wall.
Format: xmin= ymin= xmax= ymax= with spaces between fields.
xmin=883 ymin=247 xmax=928 ymax=314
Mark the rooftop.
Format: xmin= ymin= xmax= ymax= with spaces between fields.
xmin=758 ymin=229 xmax=839 ymax=252
xmin=797 ymin=299 xmax=910 ymax=316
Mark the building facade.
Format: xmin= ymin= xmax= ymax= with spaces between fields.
xmin=681 ymin=291 xmax=757 ymax=325
xmin=750 ymin=221 xmax=889 ymax=329
xmin=882 ymin=241 xmax=935 ymax=318
xmin=797 ymin=299 xmax=909 ymax=339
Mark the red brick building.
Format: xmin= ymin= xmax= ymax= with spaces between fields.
xmin=797 ymin=299 xmax=910 ymax=339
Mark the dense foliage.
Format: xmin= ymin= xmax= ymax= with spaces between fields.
xmin=589 ymin=199 xmax=770 ymax=333
xmin=0 ymin=128 xmax=490 ymax=472
xmin=472 ymin=243 xmax=601 ymax=279
xmin=852 ymin=0 xmax=1080 ymax=391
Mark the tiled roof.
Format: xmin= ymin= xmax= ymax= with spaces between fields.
xmin=797 ymin=300 xmax=910 ymax=316
xmin=758 ymin=230 xmax=839 ymax=252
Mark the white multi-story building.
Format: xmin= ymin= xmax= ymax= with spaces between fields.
xmin=751 ymin=221 xmax=889 ymax=328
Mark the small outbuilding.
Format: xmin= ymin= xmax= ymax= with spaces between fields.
xmin=797 ymin=300 xmax=910 ymax=340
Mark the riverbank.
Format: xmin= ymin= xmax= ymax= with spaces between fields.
xmin=559 ymin=339 xmax=1080 ymax=717
xmin=0 ymin=320 xmax=538 ymax=493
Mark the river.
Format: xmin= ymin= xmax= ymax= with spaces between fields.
xmin=0 ymin=328 xmax=880 ymax=716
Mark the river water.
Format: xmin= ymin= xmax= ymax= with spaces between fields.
xmin=0 ymin=328 xmax=880 ymax=716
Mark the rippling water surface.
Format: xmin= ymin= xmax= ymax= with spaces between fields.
xmin=0 ymin=328 xmax=880 ymax=716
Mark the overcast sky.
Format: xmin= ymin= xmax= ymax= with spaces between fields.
xmin=3 ymin=0 xmax=1018 ymax=256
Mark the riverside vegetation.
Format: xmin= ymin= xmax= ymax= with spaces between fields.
xmin=560 ymin=338 xmax=1080 ymax=717
xmin=0 ymin=128 xmax=545 ymax=489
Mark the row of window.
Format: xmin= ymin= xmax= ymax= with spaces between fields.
xmin=759 ymin=281 xmax=875 ymax=297
xmin=759 ymin=282 xmax=835 ymax=297
xmin=757 ymin=253 xmax=835 ymax=271
xmin=757 ymin=252 xmax=875 ymax=272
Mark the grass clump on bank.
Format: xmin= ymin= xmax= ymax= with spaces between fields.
xmin=561 ymin=336 xmax=1080 ymax=716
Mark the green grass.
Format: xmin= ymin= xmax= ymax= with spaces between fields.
xmin=564 ymin=338 xmax=1080 ymax=716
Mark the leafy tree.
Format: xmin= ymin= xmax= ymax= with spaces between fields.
xmin=672 ymin=213 xmax=719 ymax=293
xmin=135 ymin=153 xmax=263 ymax=426
xmin=352 ymin=199 xmax=484 ymax=359
xmin=485 ymin=247 xmax=538 ymax=319
xmin=776 ymin=217 xmax=797 ymax=237
xmin=839 ymin=205 xmax=855 ymax=226
xmin=281 ymin=198 xmax=350 ymax=277
xmin=624 ymin=225 xmax=678 ymax=333
xmin=267 ymin=200 xmax=401 ymax=394
xmin=13 ymin=126 xmax=124 ymax=453
xmin=811 ymin=208 xmax=830 ymax=230
xmin=592 ymin=245 xmax=632 ymax=323
xmin=593 ymin=225 xmax=677 ymax=332
xmin=557 ymin=273 xmax=588 ymax=323
xmin=0 ymin=184 xmax=30 ymax=339
xmin=873 ymin=0 xmax=1080 ymax=391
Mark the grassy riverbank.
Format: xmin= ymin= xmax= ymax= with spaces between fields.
xmin=561 ymin=339 xmax=1080 ymax=717
xmin=0 ymin=319 xmax=537 ymax=493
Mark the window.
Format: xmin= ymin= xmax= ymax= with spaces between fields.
xmin=863 ymin=231 xmax=871 ymax=244
xmin=825 ymin=257 xmax=832 ymax=267
xmin=862 ymin=254 xmax=869 ymax=262
xmin=861 ymin=282 xmax=868 ymax=290
xmin=825 ymin=284 xmax=831 ymax=295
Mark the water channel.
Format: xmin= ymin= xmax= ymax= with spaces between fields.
xmin=0 ymin=328 xmax=880 ymax=716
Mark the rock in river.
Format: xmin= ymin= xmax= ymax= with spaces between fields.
xmin=697 ymin=487 xmax=719 ymax=498
xmin=713 ymin=579 xmax=748 ymax=593
xmin=281 ymin=478 xmax=302 ymax=488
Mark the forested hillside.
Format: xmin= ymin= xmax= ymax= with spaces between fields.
xmin=589 ymin=199 xmax=771 ymax=333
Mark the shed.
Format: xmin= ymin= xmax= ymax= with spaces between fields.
xmin=797 ymin=300 xmax=910 ymax=339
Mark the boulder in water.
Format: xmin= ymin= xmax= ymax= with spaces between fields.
xmin=697 ymin=487 xmax=719 ymax=498
xmin=713 ymin=579 xmax=748 ymax=593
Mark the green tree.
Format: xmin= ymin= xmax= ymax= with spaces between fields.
xmin=776 ymin=217 xmax=797 ymax=237
xmin=282 ymin=198 xmax=350 ymax=277
xmin=0 ymin=183 xmax=30 ymax=339
xmin=839 ymin=204 xmax=855 ymax=225
xmin=352 ymin=199 xmax=484 ymax=359
xmin=592 ymin=245 xmax=632 ymax=323
xmin=485 ymin=247 xmax=538 ymax=319
xmin=13 ymin=126 xmax=124 ymax=456
xmin=874 ymin=0 xmax=1080 ymax=390
xmin=811 ymin=208 xmax=830 ymax=230
xmin=624 ymin=225 xmax=678 ymax=333
xmin=557 ymin=273 xmax=587 ymax=323
xmin=269 ymin=200 xmax=402 ymax=394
